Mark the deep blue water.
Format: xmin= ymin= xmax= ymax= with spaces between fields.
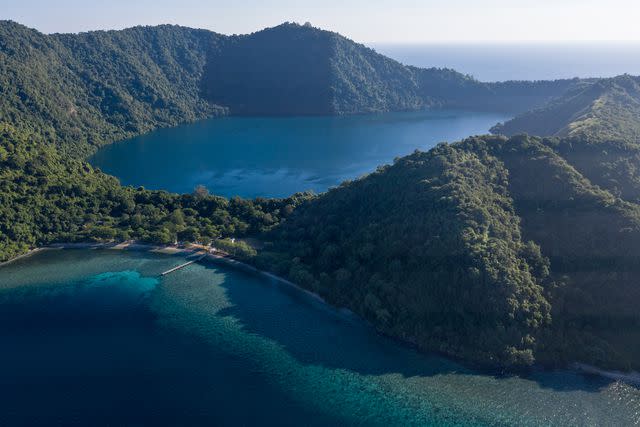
xmin=0 ymin=250 xmax=638 ymax=426
xmin=373 ymin=43 xmax=640 ymax=82
xmin=90 ymin=110 xmax=507 ymax=198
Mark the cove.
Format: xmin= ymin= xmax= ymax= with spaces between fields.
xmin=0 ymin=249 xmax=638 ymax=426
xmin=90 ymin=110 xmax=509 ymax=198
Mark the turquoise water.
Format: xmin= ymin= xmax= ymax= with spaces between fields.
xmin=90 ymin=111 xmax=508 ymax=198
xmin=1 ymin=250 xmax=638 ymax=426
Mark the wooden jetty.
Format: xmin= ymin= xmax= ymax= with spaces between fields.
xmin=160 ymin=254 xmax=206 ymax=276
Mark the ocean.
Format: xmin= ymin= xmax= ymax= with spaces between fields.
xmin=373 ymin=42 xmax=640 ymax=82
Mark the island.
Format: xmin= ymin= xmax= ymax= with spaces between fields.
xmin=1 ymin=19 xmax=639 ymax=373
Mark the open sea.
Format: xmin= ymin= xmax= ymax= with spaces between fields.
xmin=373 ymin=42 xmax=640 ymax=82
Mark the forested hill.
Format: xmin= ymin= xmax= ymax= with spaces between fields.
xmin=1 ymin=20 xmax=577 ymax=152
xmin=202 ymin=21 xmax=440 ymax=115
xmin=202 ymin=22 xmax=576 ymax=115
xmin=492 ymin=74 xmax=640 ymax=142
xmin=256 ymin=139 xmax=553 ymax=367
xmin=415 ymin=70 xmax=580 ymax=115
xmin=0 ymin=21 xmax=225 ymax=155
xmin=256 ymin=134 xmax=640 ymax=371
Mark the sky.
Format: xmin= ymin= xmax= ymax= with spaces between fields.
xmin=3 ymin=0 xmax=640 ymax=43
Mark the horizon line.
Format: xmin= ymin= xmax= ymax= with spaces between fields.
xmin=6 ymin=19 xmax=640 ymax=45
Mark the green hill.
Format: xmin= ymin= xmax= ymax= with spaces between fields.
xmin=202 ymin=22 xmax=576 ymax=115
xmin=256 ymin=134 xmax=640 ymax=370
xmin=255 ymin=139 xmax=551 ymax=367
xmin=478 ymin=136 xmax=640 ymax=369
xmin=492 ymin=75 xmax=640 ymax=142
xmin=201 ymin=22 xmax=428 ymax=115
xmin=0 ymin=21 xmax=225 ymax=156
xmin=543 ymin=138 xmax=640 ymax=203
xmin=414 ymin=68 xmax=579 ymax=114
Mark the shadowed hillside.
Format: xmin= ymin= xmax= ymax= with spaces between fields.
xmin=202 ymin=23 xmax=576 ymax=116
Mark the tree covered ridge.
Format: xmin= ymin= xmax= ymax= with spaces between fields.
xmin=492 ymin=74 xmax=640 ymax=143
xmin=0 ymin=20 xmax=225 ymax=156
xmin=202 ymin=22 xmax=578 ymax=115
xmin=256 ymin=140 xmax=552 ymax=367
xmin=477 ymin=135 xmax=640 ymax=369
xmin=257 ymin=134 xmax=640 ymax=370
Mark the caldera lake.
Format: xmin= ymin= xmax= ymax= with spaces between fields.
xmin=0 ymin=249 xmax=639 ymax=425
xmin=90 ymin=110 xmax=509 ymax=198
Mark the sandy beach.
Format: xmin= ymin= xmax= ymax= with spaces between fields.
xmin=5 ymin=241 xmax=328 ymax=305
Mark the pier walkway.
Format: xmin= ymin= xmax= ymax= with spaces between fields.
xmin=160 ymin=254 xmax=206 ymax=276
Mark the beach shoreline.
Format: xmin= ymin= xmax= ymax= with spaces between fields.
xmin=4 ymin=241 xmax=328 ymax=306
xmin=0 ymin=247 xmax=46 ymax=268
xmin=2 ymin=241 xmax=640 ymax=388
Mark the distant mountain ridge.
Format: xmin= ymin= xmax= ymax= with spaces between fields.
xmin=202 ymin=22 xmax=577 ymax=115
xmin=492 ymin=74 xmax=640 ymax=142
xmin=1 ymin=19 xmax=578 ymax=154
